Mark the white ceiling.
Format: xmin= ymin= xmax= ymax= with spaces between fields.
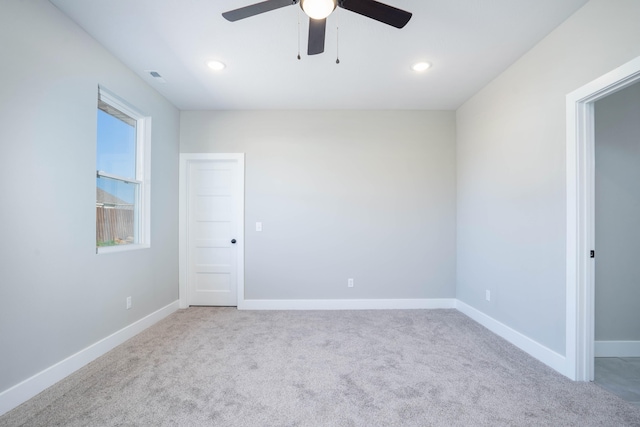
xmin=50 ymin=0 xmax=589 ymax=110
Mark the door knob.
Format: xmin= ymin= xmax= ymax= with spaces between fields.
xmin=231 ymin=239 xmax=237 ymax=244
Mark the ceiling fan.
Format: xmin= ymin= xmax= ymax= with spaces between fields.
xmin=222 ymin=0 xmax=412 ymax=56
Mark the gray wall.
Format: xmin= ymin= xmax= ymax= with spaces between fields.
xmin=594 ymin=82 xmax=640 ymax=341
xmin=181 ymin=110 xmax=456 ymax=300
xmin=0 ymin=1 xmax=180 ymax=394
xmin=456 ymin=0 xmax=640 ymax=355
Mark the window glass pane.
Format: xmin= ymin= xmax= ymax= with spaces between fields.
xmin=97 ymin=108 xmax=136 ymax=179
xmin=96 ymin=175 xmax=139 ymax=247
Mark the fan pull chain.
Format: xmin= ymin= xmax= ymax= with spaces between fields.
xmin=335 ymin=9 xmax=340 ymax=64
xmin=297 ymin=9 xmax=301 ymax=60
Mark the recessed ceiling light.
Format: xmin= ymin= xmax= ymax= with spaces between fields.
xmin=207 ymin=60 xmax=226 ymax=71
xmin=411 ymin=62 xmax=431 ymax=72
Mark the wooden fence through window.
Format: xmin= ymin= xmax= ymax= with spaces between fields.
xmin=96 ymin=206 xmax=135 ymax=245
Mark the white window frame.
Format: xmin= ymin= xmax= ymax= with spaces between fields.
xmin=97 ymin=86 xmax=151 ymax=254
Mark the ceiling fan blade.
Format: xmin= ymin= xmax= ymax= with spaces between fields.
xmin=307 ymin=18 xmax=326 ymax=55
xmin=339 ymin=0 xmax=411 ymax=28
xmin=222 ymin=0 xmax=297 ymax=22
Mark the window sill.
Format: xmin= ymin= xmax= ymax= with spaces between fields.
xmin=97 ymin=243 xmax=150 ymax=255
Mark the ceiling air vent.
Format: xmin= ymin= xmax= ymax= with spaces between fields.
xmin=147 ymin=70 xmax=167 ymax=83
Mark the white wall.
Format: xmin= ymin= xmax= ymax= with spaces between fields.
xmin=181 ymin=110 xmax=456 ymax=301
xmin=456 ymin=0 xmax=640 ymax=355
xmin=0 ymin=0 xmax=179 ymax=397
xmin=594 ymin=82 xmax=640 ymax=342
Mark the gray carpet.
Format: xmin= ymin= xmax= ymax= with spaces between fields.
xmin=2 ymin=308 xmax=640 ymax=426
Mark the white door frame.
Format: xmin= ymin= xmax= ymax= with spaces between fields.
xmin=179 ymin=153 xmax=245 ymax=309
xmin=565 ymin=56 xmax=640 ymax=381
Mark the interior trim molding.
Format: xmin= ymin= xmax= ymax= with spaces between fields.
xmin=0 ymin=300 xmax=179 ymax=417
xmin=594 ymin=341 xmax=640 ymax=358
xmin=238 ymin=298 xmax=457 ymax=310
xmin=455 ymin=300 xmax=567 ymax=377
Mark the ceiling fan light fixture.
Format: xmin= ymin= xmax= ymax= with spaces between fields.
xmin=412 ymin=62 xmax=431 ymax=72
xmin=301 ymin=0 xmax=336 ymax=20
xmin=207 ymin=60 xmax=226 ymax=71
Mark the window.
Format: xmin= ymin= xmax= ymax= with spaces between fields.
xmin=96 ymin=87 xmax=150 ymax=252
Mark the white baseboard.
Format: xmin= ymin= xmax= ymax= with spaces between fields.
xmin=595 ymin=340 xmax=640 ymax=357
xmin=238 ymin=298 xmax=456 ymax=310
xmin=0 ymin=300 xmax=179 ymax=417
xmin=455 ymin=300 xmax=567 ymax=376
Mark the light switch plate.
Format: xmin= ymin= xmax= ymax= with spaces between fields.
xmin=256 ymin=222 xmax=262 ymax=232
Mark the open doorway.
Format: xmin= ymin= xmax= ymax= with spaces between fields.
xmin=592 ymin=81 xmax=640 ymax=407
xmin=566 ymin=55 xmax=640 ymax=383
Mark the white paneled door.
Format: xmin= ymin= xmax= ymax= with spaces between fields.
xmin=180 ymin=154 xmax=244 ymax=307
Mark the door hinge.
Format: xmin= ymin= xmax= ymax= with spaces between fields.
xmin=590 ymin=250 xmax=595 ymax=258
